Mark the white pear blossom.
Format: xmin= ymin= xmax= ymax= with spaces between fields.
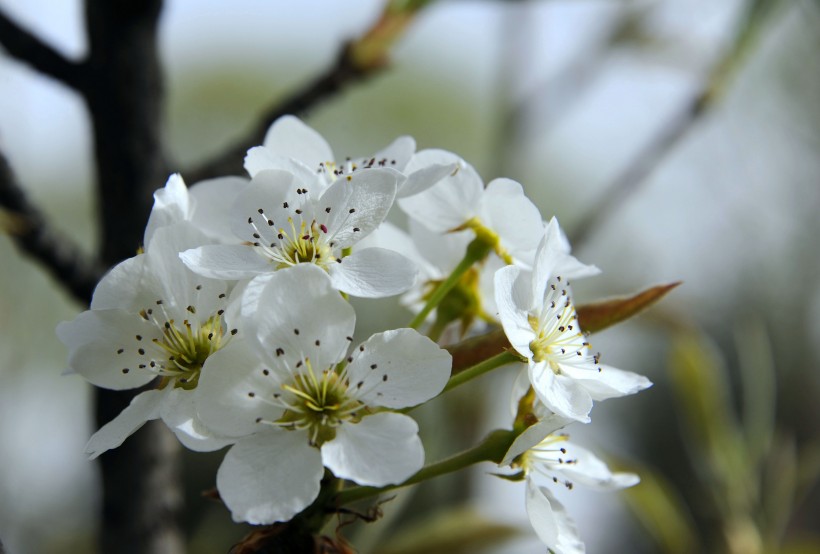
xmin=180 ymin=167 xmax=417 ymax=298
xmin=56 ymin=222 xmax=239 ymax=457
xmin=495 ymin=225 xmax=651 ymax=422
xmin=144 ymin=173 xmax=249 ymax=245
xmin=502 ymin=429 xmax=639 ymax=553
xmin=244 ymin=114 xmax=454 ymax=197
xmin=397 ymin=150 xmax=544 ymax=263
xmin=196 ymin=264 xmax=452 ymax=524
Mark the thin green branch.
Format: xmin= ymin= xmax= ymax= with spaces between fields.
xmin=333 ymin=429 xmax=517 ymax=506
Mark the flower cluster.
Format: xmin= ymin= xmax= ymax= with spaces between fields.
xmin=58 ymin=115 xmax=652 ymax=550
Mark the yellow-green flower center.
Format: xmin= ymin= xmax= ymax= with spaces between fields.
xmin=154 ymin=316 xmax=225 ymax=390
xmin=277 ymin=363 xmax=364 ymax=446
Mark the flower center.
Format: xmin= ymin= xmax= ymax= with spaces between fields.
xmin=276 ymin=361 xmax=364 ymax=446
xmin=527 ymin=277 xmax=586 ymax=372
xmin=247 ymin=211 xmax=336 ymax=269
xmin=522 ymin=433 xmax=577 ymax=490
xmin=153 ymin=316 xmax=225 ymax=390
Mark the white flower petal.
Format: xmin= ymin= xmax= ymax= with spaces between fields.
xmin=59 ymin=309 xmax=160 ymax=390
xmin=501 ymin=414 xmax=572 ymax=467
xmin=229 ymin=169 xmax=299 ymax=242
xmin=249 ymin=264 xmax=354 ymax=370
xmin=217 ymin=431 xmax=323 ymax=524
xmin=408 ymin=218 xmax=471 ymax=276
xmin=481 ymin=178 xmax=543 ymax=257
xmin=188 ymin=176 xmax=250 ymax=242
xmin=398 ymin=150 xmax=483 ymax=232
xmin=555 ymin=444 xmax=640 ymax=491
xmin=321 ymin=168 xmax=397 ymax=247
xmin=346 ymin=329 xmax=451 ymax=409
xmin=373 ymin=135 xmax=415 ymax=171
xmin=160 ymin=388 xmax=234 ymax=452
xmin=85 ymin=389 xmax=168 ymax=459
xmin=525 ymin=479 xmax=559 ymax=547
xmin=196 ymin=338 xmax=282 ymax=438
xmin=144 ymin=174 xmax=190 ymax=246
xmin=559 ymin=363 xmax=652 ymax=402
xmin=145 ymin=224 xmax=228 ymax=321
xmin=244 ymin=147 xmax=323 ymax=185
xmin=321 ymin=412 xmax=423 ymax=486
xmin=399 ymin=162 xmax=459 ymax=198
xmin=542 ymin=486 xmax=585 ymax=554
xmin=329 ymin=247 xmax=417 ymax=298
xmin=89 ymin=255 xmax=147 ymax=311
xmin=494 ymin=265 xmax=536 ymax=359
xmin=531 ymin=219 xmax=568 ymax=305
xmin=529 ymin=365 xmax=593 ymax=423
xmin=180 ymin=244 xmax=272 ymax=280
xmin=261 ymin=115 xmax=334 ymax=170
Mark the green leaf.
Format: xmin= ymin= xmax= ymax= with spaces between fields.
xmin=375 ymin=507 xmax=521 ymax=554
xmin=622 ymin=465 xmax=701 ymax=554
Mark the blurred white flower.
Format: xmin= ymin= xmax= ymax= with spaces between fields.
xmin=196 ymin=264 xmax=452 ymax=524
xmin=180 ymin=167 xmax=417 ymax=298
xmin=495 ymin=223 xmax=650 ymax=422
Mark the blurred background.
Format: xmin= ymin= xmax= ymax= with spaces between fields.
xmin=0 ymin=0 xmax=818 ymax=552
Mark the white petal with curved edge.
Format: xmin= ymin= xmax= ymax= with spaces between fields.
xmin=525 ymin=479 xmax=559 ymax=547
xmin=85 ymin=389 xmax=169 ymax=459
xmin=196 ymin=338 xmax=283 ymax=438
xmin=144 ymin=174 xmax=190 ymax=245
xmin=531 ymin=219 xmax=567 ymax=306
xmin=398 ymin=150 xmax=483 ymax=233
xmin=244 ymin=147 xmax=324 ymax=186
xmin=559 ymin=363 xmax=652 ymax=401
xmin=160 ymin=388 xmax=234 ymax=452
xmin=59 ymin=309 xmax=160 ymax=390
xmin=481 ymin=178 xmax=543 ymax=257
xmin=494 ymin=265 xmax=536 ymax=359
xmin=321 ymin=412 xmax=423 ymax=486
xmin=399 ymin=162 xmax=458 ymax=198
xmin=189 ymin=176 xmax=250 ymax=242
xmin=145 ymin=224 xmax=228 ymax=322
xmin=329 ymin=247 xmax=417 ymax=298
xmin=373 ymin=135 xmax=415 ymax=171
xmin=181 ymin=244 xmax=271 ymax=280
xmin=89 ymin=255 xmax=147 ymax=311
xmin=346 ymin=329 xmax=451 ymax=409
xmin=321 ymin=168 xmax=397 ymax=247
xmin=261 ymin=115 xmax=334 ymax=170
xmin=249 ymin=264 xmax=354 ymax=370
xmin=551 ymin=443 xmax=639 ymax=491
xmin=529 ymin=365 xmax=592 ymax=423
xmin=501 ymin=414 xmax=572 ymax=466
xmin=525 ymin=481 xmax=587 ymax=552
xmin=408 ymin=218 xmax=470 ymax=276
xmin=229 ymin=169 xmax=299 ymax=242
xmin=217 ymin=431 xmax=323 ymax=524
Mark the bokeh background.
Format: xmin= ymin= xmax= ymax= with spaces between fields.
xmin=1 ymin=0 xmax=818 ymax=552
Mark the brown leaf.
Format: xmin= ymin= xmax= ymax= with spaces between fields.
xmin=576 ymin=282 xmax=681 ymax=334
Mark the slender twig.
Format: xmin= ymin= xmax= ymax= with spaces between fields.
xmin=183 ymin=42 xmax=373 ymax=182
xmin=569 ymin=0 xmax=784 ymax=249
xmin=184 ymin=0 xmax=433 ymax=183
xmin=0 ymin=9 xmax=87 ymax=90
xmin=0 ymin=152 xmax=104 ymax=305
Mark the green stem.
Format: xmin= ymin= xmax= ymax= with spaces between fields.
xmin=442 ymin=350 xmax=520 ymax=394
xmin=333 ymin=429 xmax=517 ymax=506
xmin=408 ymin=237 xmax=491 ymax=330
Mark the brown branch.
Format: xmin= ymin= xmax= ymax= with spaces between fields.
xmin=0 ymin=152 xmax=104 ymax=305
xmin=568 ymin=0 xmax=782 ymax=249
xmin=184 ymin=0 xmax=430 ymax=183
xmin=184 ymin=42 xmax=376 ymax=183
xmin=0 ymin=9 xmax=87 ymax=90
xmin=82 ymin=1 xmax=183 ymax=553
